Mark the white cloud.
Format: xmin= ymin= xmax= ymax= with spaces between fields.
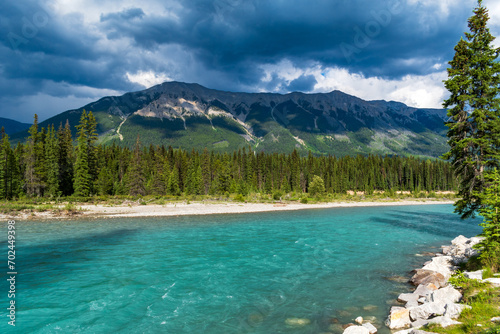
xmin=258 ymin=60 xmax=448 ymax=108
xmin=314 ymin=67 xmax=448 ymax=108
xmin=484 ymin=0 xmax=500 ymax=27
xmin=484 ymin=0 xmax=500 ymax=48
xmin=126 ymin=70 xmax=172 ymax=88
xmin=406 ymin=0 xmax=473 ymax=17
xmin=50 ymin=0 xmax=179 ymax=24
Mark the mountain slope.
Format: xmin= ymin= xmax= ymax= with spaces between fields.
xmin=11 ymin=82 xmax=450 ymax=157
xmin=0 ymin=117 xmax=30 ymax=135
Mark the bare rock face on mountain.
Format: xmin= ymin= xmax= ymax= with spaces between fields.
xmin=11 ymin=81 xmax=449 ymax=157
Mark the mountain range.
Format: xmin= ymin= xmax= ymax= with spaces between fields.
xmin=10 ymin=81 xmax=449 ymax=157
xmin=0 ymin=117 xmax=31 ymax=135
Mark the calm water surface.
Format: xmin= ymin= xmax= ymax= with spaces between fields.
xmin=0 ymin=204 xmax=482 ymax=333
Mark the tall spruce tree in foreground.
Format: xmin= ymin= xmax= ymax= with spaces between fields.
xmin=444 ymin=0 xmax=500 ymax=272
xmin=443 ymin=0 xmax=500 ymax=219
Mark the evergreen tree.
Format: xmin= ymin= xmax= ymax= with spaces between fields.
xmin=128 ymin=136 xmax=146 ymax=196
xmin=0 ymin=128 xmax=6 ymax=198
xmin=185 ymin=158 xmax=198 ymax=195
xmin=308 ymin=175 xmax=325 ymax=197
xmin=476 ymin=169 xmax=500 ymax=271
xmin=97 ymin=166 xmax=114 ymax=195
xmin=201 ymin=148 xmax=211 ymax=194
xmin=149 ymin=153 xmax=167 ymax=195
xmin=24 ymin=114 xmax=44 ymax=196
xmin=167 ymin=167 xmax=181 ymax=196
xmin=86 ymin=111 xmax=99 ymax=194
xmin=74 ymin=111 xmax=91 ymax=197
xmin=290 ymin=150 xmax=300 ymax=192
xmin=45 ymin=125 xmax=61 ymax=198
xmin=0 ymin=129 xmax=21 ymax=199
xmin=195 ymin=166 xmax=203 ymax=195
xmin=443 ymin=0 xmax=500 ymax=218
xmin=57 ymin=120 xmax=74 ymax=196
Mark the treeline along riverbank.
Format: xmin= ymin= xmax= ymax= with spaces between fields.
xmin=0 ymin=111 xmax=457 ymax=200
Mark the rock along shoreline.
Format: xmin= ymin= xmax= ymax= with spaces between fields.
xmin=339 ymin=234 xmax=500 ymax=334
xmin=383 ymin=234 xmax=500 ymax=334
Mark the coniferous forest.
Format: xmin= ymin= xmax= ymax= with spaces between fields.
xmin=0 ymin=111 xmax=458 ymax=201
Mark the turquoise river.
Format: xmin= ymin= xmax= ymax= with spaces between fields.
xmin=1 ymin=204 xmax=482 ymax=333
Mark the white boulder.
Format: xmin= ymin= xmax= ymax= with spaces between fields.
xmin=392 ymin=330 xmax=412 ymax=334
xmin=393 ymin=329 xmax=438 ymax=334
xmin=464 ymin=270 xmax=483 ymax=280
xmin=444 ymin=303 xmax=471 ymax=319
xmin=409 ymin=301 xmax=446 ymax=321
xmin=386 ymin=306 xmax=411 ymax=329
xmin=414 ymin=284 xmax=434 ymax=299
xmin=451 ymin=235 xmax=469 ymax=246
xmin=443 ymin=236 xmax=484 ymax=264
xmin=431 ymin=285 xmax=462 ymax=304
xmin=398 ymin=293 xmax=420 ymax=304
xmin=421 ymin=256 xmax=455 ymax=280
xmin=362 ymin=322 xmax=377 ymax=334
xmin=483 ymin=278 xmax=500 ymax=287
xmin=343 ymin=325 xmax=370 ymax=334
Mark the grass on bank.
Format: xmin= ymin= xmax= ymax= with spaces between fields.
xmin=0 ymin=190 xmax=457 ymax=215
xmin=0 ymin=200 xmax=80 ymax=215
xmin=425 ymin=272 xmax=500 ymax=334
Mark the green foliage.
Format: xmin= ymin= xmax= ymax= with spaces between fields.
xmin=449 ymin=271 xmax=487 ymax=292
xmin=443 ymin=0 xmax=500 ymax=219
xmin=24 ymin=114 xmax=45 ymax=197
xmin=353 ymin=127 xmax=374 ymax=145
xmin=45 ymin=125 xmax=61 ymax=198
xmin=63 ymin=202 xmax=77 ymax=212
xmin=428 ymin=278 xmax=500 ymax=334
xmin=234 ymin=194 xmax=245 ymax=202
xmin=308 ymin=175 xmax=325 ymax=196
xmin=272 ymin=190 xmax=282 ymax=201
xmin=74 ymin=110 xmax=91 ymax=197
xmin=475 ymin=169 xmax=500 ymax=272
xmin=0 ymin=129 xmax=21 ymax=199
xmin=127 ymin=136 xmax=146 ymax=196
xmin=120 ymin=115 xmax=249 ymax=153
xmin=57 ymin=120 xmax=74 ymax=196
xmin=86 ymin=111 xmax=99 ymax=194
xmin=9 ymin=110 xmax=461 ymax=203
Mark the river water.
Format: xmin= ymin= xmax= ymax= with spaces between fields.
xmin=0 ymin=204 xmax=482 ymax=333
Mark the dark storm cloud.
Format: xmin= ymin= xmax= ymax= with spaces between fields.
xmin=0 ymin=0 xmax=485 ymax=122
xmin=99 ymin=0 xmax=472 ymax=78
xmin=287 ymin=75 xmax=317 ymax=92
